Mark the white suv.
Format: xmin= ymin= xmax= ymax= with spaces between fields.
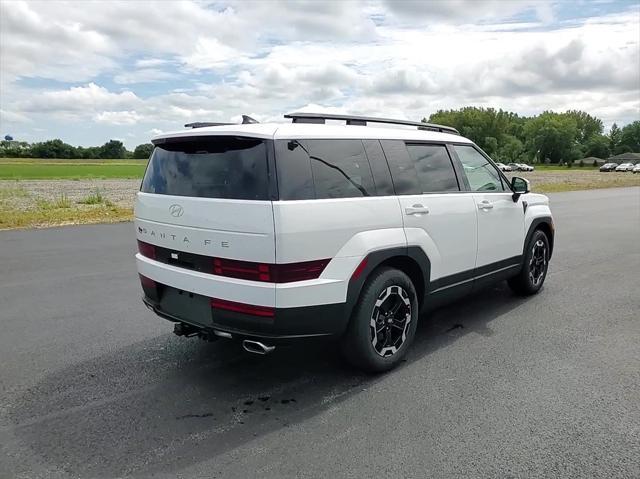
xmin=135 ymin=112 xmax=554 ymax=372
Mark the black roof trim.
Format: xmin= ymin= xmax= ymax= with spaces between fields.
xmin=184 ymin=122 xmax=233 ymax=129
xmin=184 ymin=115 xmax=259 ymax=129
xmin=284 ymin=112 xmax=459 ymax=134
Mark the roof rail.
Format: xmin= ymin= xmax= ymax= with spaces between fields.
xmin=184 ymin=115 xmax=260 ymax=129
xmin=284 ymin=112 xmax=459 ymax=135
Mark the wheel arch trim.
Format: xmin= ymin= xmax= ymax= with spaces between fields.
xmin=344 ymin=246 xmax=431 ymax=321
xmin=524 ymin=216 xmax=554 ymax=260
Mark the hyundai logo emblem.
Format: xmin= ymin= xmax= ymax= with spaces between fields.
xmin=169 ymin=204 xmax=184 ymax=217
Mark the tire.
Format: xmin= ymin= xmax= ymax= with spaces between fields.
xmin=341 ymin=267 xmax=418 ymax=373
xmin=508 ymin=229 xmax=550 ymax=296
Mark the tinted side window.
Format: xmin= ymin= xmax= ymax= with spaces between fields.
xmin=363 ymin=139 xmax=394 ymax=196
xmin=274 ymin=140 xmax=314 ymax=200
xmin=306 ymin=140 xmax=375 ymax=199
xmin=406 ymin=144 xmax=459 ymax=192
xmin=380 ymin=140 xmax=421 ymax=195
xmin=453 ymin=145 xmax=506 ymax=192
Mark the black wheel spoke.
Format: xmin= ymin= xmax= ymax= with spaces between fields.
xmin=370 ymin=285 xmax=412 ymax=356
xmin=529 ymin=239 xmax=547 ymax=286
xmin=389 ymin=300 xmax=402 ymax=317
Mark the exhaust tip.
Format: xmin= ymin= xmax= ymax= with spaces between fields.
xmin=242 ymin=340 xmax=276 ymax=355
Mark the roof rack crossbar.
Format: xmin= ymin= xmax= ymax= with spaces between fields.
xmin=284 ymin=112 xmax=459 ymax=134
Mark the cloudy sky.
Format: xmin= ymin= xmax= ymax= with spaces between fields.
xmin=1 ymin=0 xmax=639 ymax=148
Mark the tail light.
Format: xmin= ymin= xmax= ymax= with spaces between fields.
xmin=138 ymin=240 xmax=156 ymax=260
xmin=210 ymin=298 xmax=274 ymax=317
xmin=212 ymin=258 xmax=329 ymax=283
xmin=272 ymin=259 xmax=330 ymax=283
xmin=213 ymin=258 xmax=271 ymax=282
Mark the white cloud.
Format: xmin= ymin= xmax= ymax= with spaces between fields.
xmin=113 ymin=68 xmax=177 ymax=85
xmin=0 ymin=1 xmax=638 ymax=148
xmin=0 ymin=109 xmax=31 ymax=124
xmin=382 ymin=0 xmax=555 ymax=23
xmin=181 ymin=38 xmax=242 ymax=70
xmin=135 ymin=58 xmax=170 ymax=68
xmin=94 ymin=111 xmax=143 ymax=125
xmin=18 ymin=83 xmax=141 ymax=114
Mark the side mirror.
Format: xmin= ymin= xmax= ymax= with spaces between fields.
xmin=511 ymin=176 xmax=530 ymax=201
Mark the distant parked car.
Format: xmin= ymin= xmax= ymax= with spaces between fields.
xmin=495 ymin=162 xmax=512 ymax=171
xmin=600 ymin=163 xmax=619 ymax=172
xmin=519 ymin=163 xmax=534 ymax=172
xmin=633 ymin=164 xmax=640 ymax=174
xmin=615 ymin=163 xmax=635 ymax=172
xmin=507 ymin=162 xmax=522 ymax=171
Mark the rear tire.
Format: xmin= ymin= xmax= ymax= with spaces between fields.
xmin=508 ymin=229 xmax=550 ymax=296
xmin=341 ymin=267 xmax=418 ymax=373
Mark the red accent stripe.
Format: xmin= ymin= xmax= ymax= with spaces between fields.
xmin=139 ymin=274 xmax=157 ymax=289
xmin=351 ymin=257 xmax=368 ymax=280
xmin=139 ymin=240 xmax=329 ymax=284
xmin=210 ymin=298 xmax=274 ymax=317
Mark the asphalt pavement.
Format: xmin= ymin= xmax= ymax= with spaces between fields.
xmin=1 ymin=187 xmax=639 ymax=478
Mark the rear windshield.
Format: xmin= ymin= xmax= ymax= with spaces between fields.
xmin=141 ymin=137 xmax=269 ymax=200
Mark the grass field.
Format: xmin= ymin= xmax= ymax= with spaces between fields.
xmin=0 ymin=158 xmax=638 ymax=229
xmin=0 ymin=159 xmax=147 ymax=179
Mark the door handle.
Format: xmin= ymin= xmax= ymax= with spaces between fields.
xmin=405 ymin=204 xmax=429 ymax=215
xmin=478 ymin=200 xmax=494 ymax=210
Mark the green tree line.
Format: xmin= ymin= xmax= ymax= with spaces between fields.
xmin=2 ymin=109 xmax=639 ymax=163
xmin=0 ymin=139 xmax=154 ymax=160
xmin=426 ymin=108 xmax=639 ymax=164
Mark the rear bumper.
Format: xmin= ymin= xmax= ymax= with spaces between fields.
xmin=142 ymin=288 xmax=349 ymax=342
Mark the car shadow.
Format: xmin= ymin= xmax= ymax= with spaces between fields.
xmin=7 ymin=281 xmax=532 ymax=478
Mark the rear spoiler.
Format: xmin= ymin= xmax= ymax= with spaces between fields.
xmin=184 ymin=115 xmax=259 ymax=129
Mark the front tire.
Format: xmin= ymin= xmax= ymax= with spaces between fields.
xmin=508 ymin=229 xmax=550 ymax=295
xmin=341 ymin=267 xmax=418 ymax=373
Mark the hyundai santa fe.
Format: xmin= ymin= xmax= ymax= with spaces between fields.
xmin=135 ymin=112 xmax=554 ymax=372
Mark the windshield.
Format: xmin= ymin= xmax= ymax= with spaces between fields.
xmin=141 ymin=136 xmax=269 ymax=200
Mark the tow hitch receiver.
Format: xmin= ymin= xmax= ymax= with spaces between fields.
xmin=173 ymin=323 xmax=199 ymax=337
xmin=173 ymin=323 xmax=220 ymax=341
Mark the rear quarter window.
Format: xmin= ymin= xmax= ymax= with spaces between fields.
xmin=275 ymin=139 xmax=377 ymax=200
xmin=142 ymin=137 xmax=269 ymax=200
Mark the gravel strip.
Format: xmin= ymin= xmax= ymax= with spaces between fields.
xmin=0 ymin=179 xmax=140 ymax=210
xmin=1 ymin=171 xmax=638 ymax=212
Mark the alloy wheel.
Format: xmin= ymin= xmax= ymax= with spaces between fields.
xmin=529 ymin=239 xmax=547 ymax=286
xmin=370 ymin=285 xmax=412 ymax=357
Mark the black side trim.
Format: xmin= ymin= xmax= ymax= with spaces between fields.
xmin=266 ymin=138 xmax=279 ymax=201
xmin=429 ymin=267 xmax=474 ymax=293
xmin=429 ymin=255 xmax=523 ymax=294
xmin=525 ymin=217 xmax=554 ymax=259
xmin=475 ymin=255 xmax=523 ymax=277
xmin=424 ymin=255 xmax=522 ymax=310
